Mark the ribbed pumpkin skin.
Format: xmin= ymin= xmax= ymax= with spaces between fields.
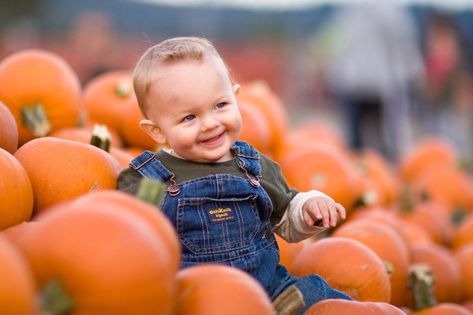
xmin=291 ymin=237 xmax=391 ymax=302
xmin=0 ymin=102 xmax=18 ymax=153
xmin=14 ymin=137 xmax=121 ymax=215
xmin=15 ymin=206 xmax=176 ymax=315
xmin=0 ymin=148 xmax=33 ymax=230
xmin=175 ymin=264 xmax=274 ymax=315
xmin=333 ymin=219 xmax=410 ymax=306
xmin=304 ymin=299 xmax=406 ymax=315
xmin=0 ymin=49 xmax=81 ymax=145
xmin=455 ymin=244 xmax=473 ymax=301
xmin=0 ymin=235 xmax=37 ymax=315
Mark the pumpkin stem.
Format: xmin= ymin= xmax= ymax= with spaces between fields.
xmin=115 ymin=80 xmax=132 ymax=97
xmin=383 ymin=260 xmax=394 ymax=277
xmin=20 ymin=103 xmax=51 ymax=137
xmin=90 ymin=124 xmax=111 ymax=152
xmin=273 ymin=285 xmax=305 ymax=315
xmin=39 ymin=280 xmax=74 ymax=315
xmin=399 ymin=185 xmax=415 ymax=213
xmin=408 ymin=264 xmax=437 ymax=311
xmin=136 ymin=178 xmax=166 ymax=207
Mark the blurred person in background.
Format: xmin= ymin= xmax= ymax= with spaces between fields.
xmin=421 ymin=12 xmax=473 ymax=158
xmin=325 ymin=1 xmax=424 ymax=162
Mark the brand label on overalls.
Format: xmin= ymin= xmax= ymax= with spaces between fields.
xmin=208 ymin=207 xmax=235 ymax=223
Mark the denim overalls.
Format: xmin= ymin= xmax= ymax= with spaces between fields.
xmin=130 ymin=141 xmax=351 ymax=312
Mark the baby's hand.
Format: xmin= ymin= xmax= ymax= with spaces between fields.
xmin=302 ymin=196 xmax=346 ymax=228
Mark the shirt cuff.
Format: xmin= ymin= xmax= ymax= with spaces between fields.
xmin=273 ymin=190 xmax=332 ymax=243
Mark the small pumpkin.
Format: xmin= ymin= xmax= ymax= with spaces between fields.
xmin=333 ymin=219 xmax=410 ymax=306
xmin=291 ymin=237 xmax=391 ymax=302
xmin=14 ymin=137 xmax=121 ymax=214
xmin=82 ymin=71 xmax=134 ymax=133
xmin=237 ymin=81 xmax=287 ymax=158
xmin=175 ymin=264 xmax=274 ymax=315
xmin=238 ymin=100 xmax=272 ymax=156
xmin=280 ymin=144 xmax=358 ymax=212
xmin=0 ymin=49 xmax=81 ymax=145
xmin=0 ymin=148 xmax=33 ymax=230
xmin=304 ymin=299 xmax=405 ymax=315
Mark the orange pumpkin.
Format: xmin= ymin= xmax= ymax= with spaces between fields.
xmin=399 ymin=137 xmax=457 ymax=183
xmin=406 ymin=243 xmax=462 ymax=305
xmin=455 ymin=244 xmax=473 ymax=301
xmin=305 ymin=299 xmax=405 ymax=315
xmin=82 ymin=71 xmax=134 ymax=133
xmin=333 ymin=219 xmax=410 ymax=306
xmin=280 ymin=144 xmax=358 ymax=212
xmin=0 ymin=235 xmax=37 ymax=315
xmin=412 ymin=303 xmax=472 ymax=315
xmin=14 ymin=137 xmax=121 ymax=214
xmin=175 ymin=264 xmax=274 ymax=315
xmin=238 ymin=101 xmax=272 ymax=156
xmin=355 ymin=149 xmax=400 ymax=207
xmin=0 ymin=101 xmax=18 ymax=153
xmin=15 ymin=205 xmax=176 ymax=314
xmin=0 ymin=148 xmax=33 ymax=230
xmin=119 ymin=99 xmax=159 ymax=150
xmin=291 ymin=237 xmax=391 ymax=302
xmin=237 ymin=81 xmax=287 ymax=158
xmin=398 ymin=201 xmax=453 ymax=246
xmin=51 ymin=125 xmax=123 ymax=148
xmin=68 ymin=190 xmax=181 ymax=269
xmin=275 ymin=235 xmax=306 ymax=272
xmin=0 ymin=49 xmax=81 ymax=145
xmin=281 ymin=122 xmax=349 ymax=158
xmin=451 ymin=214 xmax=473 ymax=251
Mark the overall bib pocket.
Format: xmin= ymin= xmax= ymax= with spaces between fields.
xmin=177 ymin=195 xmax=261 ymax=254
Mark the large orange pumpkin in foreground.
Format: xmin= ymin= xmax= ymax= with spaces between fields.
xmin=0 ymin=49 xmax=81 ymax=145
xmin=15 ymin=205 xmax=176 ymax=315
xmin=175 ymin=264 xmax=274 ymax=315
xmin=68 ymin=190 xmax=181 ymax=269
xmin=0 ymin=148 xmax=33 ymax=230
xmin=14 ymin=137 xmax=121 ymax=214
xmin=0 ymin=235 xmax=37 ymax=315
xmin=291 ymin=237 xmax=391 ymax=302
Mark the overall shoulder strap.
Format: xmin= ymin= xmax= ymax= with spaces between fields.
xmin=129 ymin=151 xmax=174 ymax=182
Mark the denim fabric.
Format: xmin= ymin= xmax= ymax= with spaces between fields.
xmin=130 ymin=141 xmax=351 ymax=310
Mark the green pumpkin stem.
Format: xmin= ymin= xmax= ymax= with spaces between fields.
xmin=115 ymin=80 xmax=132 ymax=97
xmin=40 ymin=280 xmax=74 ymax=315
xmin=21 ymin=103 xmax=51 ymax=137
xmin=136 ymin=178 xmax=166 ymax=207
xmin=90 ymin=124 xmax=111 ymax=152
xmin=408 ymin=264 xmax=437 ymax=311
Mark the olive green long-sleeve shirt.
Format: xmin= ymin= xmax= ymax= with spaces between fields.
xmin=117 ymin=149 xmax=298 ymax=227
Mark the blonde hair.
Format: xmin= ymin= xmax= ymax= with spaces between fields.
xmin=133 ymin=36 xmax=229 ymax=116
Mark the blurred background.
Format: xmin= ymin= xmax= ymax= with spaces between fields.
xmin=2 ymin=0 xmax=473 ymax=162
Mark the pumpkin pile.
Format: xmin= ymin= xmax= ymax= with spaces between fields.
xmin=2 ymin=47 xmax=473 ymax=315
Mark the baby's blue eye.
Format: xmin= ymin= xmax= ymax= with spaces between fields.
xmin=215 ymin=102 xmax=226 ymax=109
xmin=182 ymin=114 xmax=195 ymax=122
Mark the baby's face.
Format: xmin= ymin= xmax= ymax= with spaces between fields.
xmin=144 ymin=54 xmax=242 ymax=163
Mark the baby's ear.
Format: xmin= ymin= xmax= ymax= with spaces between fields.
xmin=233 ymin=83 xmax=240 ymax=95
xmin=139 ymin=119 xmax=167 ymax=144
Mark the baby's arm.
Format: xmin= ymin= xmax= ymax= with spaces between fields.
xmin=273 ymin=191 xmax=346 ymax=243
